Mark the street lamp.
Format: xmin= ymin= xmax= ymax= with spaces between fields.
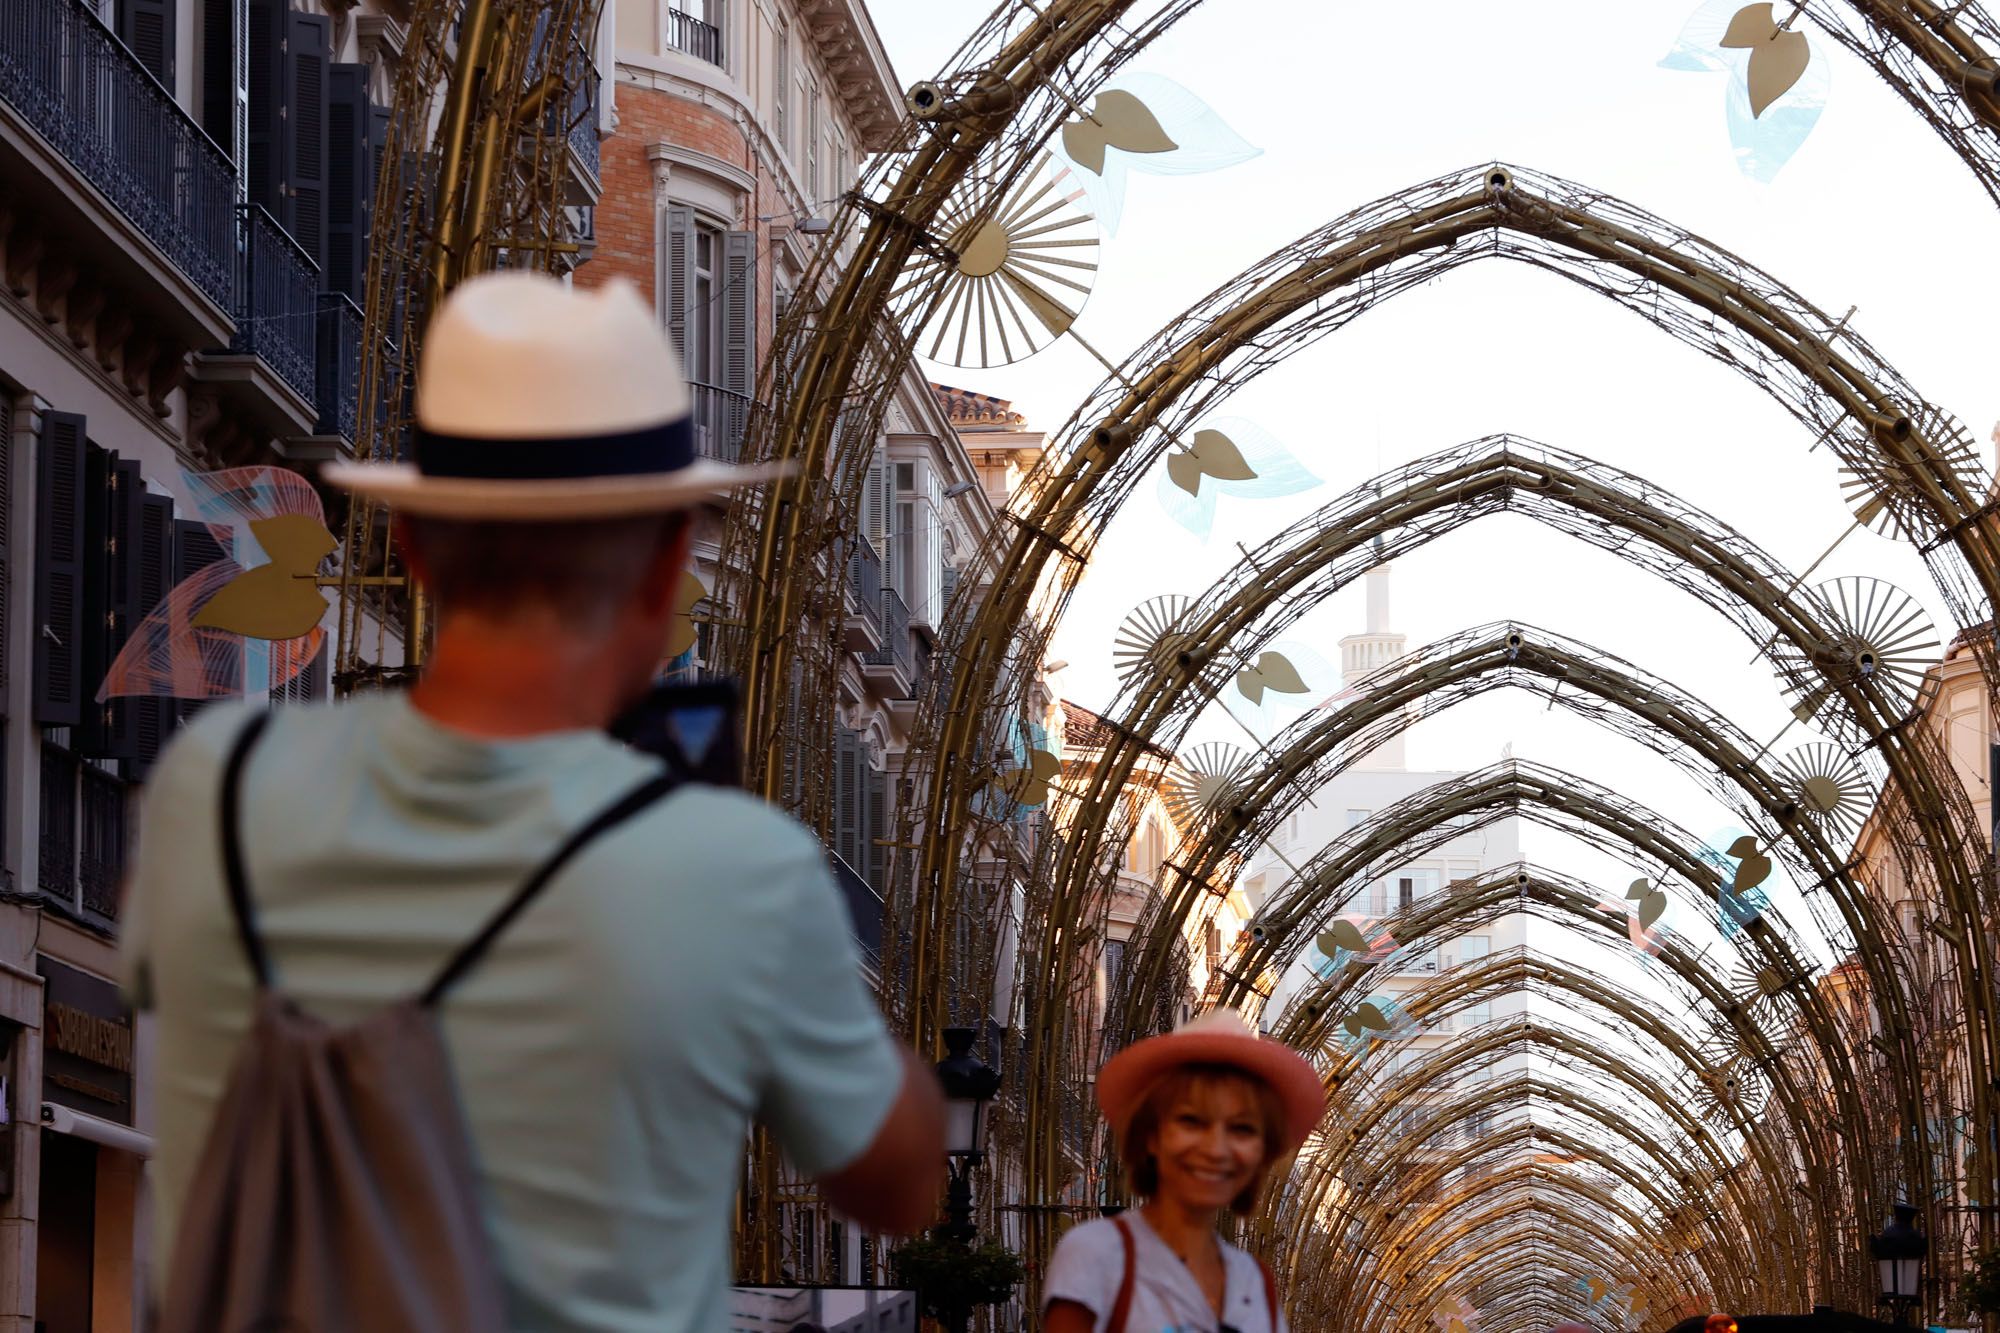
xmin=934 ymin=1025 xmax=1001 ymax=1245
xmin=1869 ymin=1203 xmax=1927 ymax=1326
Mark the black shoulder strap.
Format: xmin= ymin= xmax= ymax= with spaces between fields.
xmin=419 ymin=767 xmax=685 ymax=1006
xmin=219 ymin=711 xmax=278 ymax=989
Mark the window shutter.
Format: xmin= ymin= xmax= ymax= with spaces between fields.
xmin=662 ymin=205 xmax=696 ymax=374
xmin=128 ymin=493 xmax=173 ymax=779
xmin=0 ymin=396 xmax=11 ymax=695
xmin=246 ymin=0 xmax=287 ymax=216
xmin=173 ymin=518 xmax=232 ymax=725
xmin=284 ymin=10 xmax=332 ymax=270
xmin=863 ymin=452 xmax=886 ymax=549
xmin=80 ymin=456 xmax=141 ymax=762
xmin=325 ymin=64 xmax=373 ymax=299
xmin=201 ymin=0 xmax=235 ymax=152
xmin=833 ymin=727 xmax=860 ymax=870
xmin=865 ymin=765 xmax=887 ymax=894
xmin=721 ymin=231 xmax=756 ymax=398
xmin=119 ymin=0 xmax=177 ymax=89
xmin=34 ymin=413 xmax=86 ymax=727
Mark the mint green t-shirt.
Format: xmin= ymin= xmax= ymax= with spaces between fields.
xmin=120 ymin=695 xmax=902 ymax=1333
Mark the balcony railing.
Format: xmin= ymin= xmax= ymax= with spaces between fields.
xmin=689 ymin=381 xmax=752 ymax=462
xmin=828 ymin=851 xmax=884 ymax=970
xmin=861 ymin=585 xmax=915 ymax=683
xmin=847 ymin=537 xmax=883 ymax=635
xmin=315 ymin=292 xmax=363 ymax=441
xmin=232 ymin=204 xmax=319 ymax=405
xmin=567 ymin=44 xmax=600 ymax=186
xmin=665 ymin=8 xmax=724 ymax=66
xmin=0 ymin=0 xmax=235 ymax=306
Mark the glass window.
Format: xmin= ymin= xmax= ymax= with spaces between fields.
xmin=1397 ymin=877 xmax=1414 ymax=911
xmin=1467 ymin=1000 xmax=1492 ymax=1027
xmin=1343 ymin=808 xmax=1369 ymax=829
xmin=774 ymin=26 xmax=788 ymax=148
xmin=894 ymin=501 xmax=916 ymax=599
xmin=1459 ymin=934 xmax=1491 ymax=961
xmin=690 ymin=227 xmax=719 ymax=385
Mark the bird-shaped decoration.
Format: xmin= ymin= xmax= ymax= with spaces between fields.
xmin=1701 ymin=829 xmax=1774 ymax=938
xmin=1061 ymin=89 xmax=1178 ymax=174
xmin=1050 ymin=73 xmax=1260 ymax=234
xmin=99 ymin=467 xmax=334 ymax=704
xmin=1728 ymin=834 xmax=1773 ymax=893
xmin=1660 ymin=0 xmax=1828 ymax=181
xmin=189 ymin=514 xmax=337 ymax=639
xmin=1341 ymin=992 xmax=1425 ymax=1042
xmin=1719 ymin=3 xmax=1811 ymax=117
xmin=1235 ymin=650 xmax=1310 ymax=706
xmin=1313 ymin=917 xmax=1396 ymax=978
xmin=994 ymin=747 xmax=1062 ymax=808
xmin=1627 ymin=877 xmax=1669 ymax=931
xmin=1156 ymin=418 xmax=1321 ymax=540
xmin=1167 ymin=429 xmax=1258 ymax=496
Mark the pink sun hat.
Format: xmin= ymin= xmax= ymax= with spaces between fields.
xmin=1096 ymin=1008 xmax=1327 ymax=1154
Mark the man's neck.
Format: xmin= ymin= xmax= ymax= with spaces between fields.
xmin=408 ymin=616 xmax=634 ymax=739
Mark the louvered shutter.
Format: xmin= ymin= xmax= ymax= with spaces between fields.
xmin=0 ymin=396 xmax=11 ymax=695
xmin=833 ymin=727 xmax=860 ymax=870
xmin=173 ymin=519 xmax=232 ymax=725
xmin=80 ymin=457 xmax=141 ymax=761
xmin=720 ymin=231 xmax=757 ymax=461
xmin=285 ymin=10 xmax=332 ymax=270
xmin=662 ymin=205 xmax=696 ymax=374
xmin=119 ymin=0 xmax=177 ymax=89
xmin=128 ymin=494 xmax=173 ymax=779
xmin=865 ymin=766 xmax=887 ymax=894
xmin=246 ymin=0 xmax=286 ymax=216
xmin=200 ymin=0 xmax=235 ymax=152
xmin=34 ymin=413 xmax=86 ymax=727
xmin=863 ymin=452 xmax=886 ymax=550
xmin=324 ymin=64 xmax=372 ymax=299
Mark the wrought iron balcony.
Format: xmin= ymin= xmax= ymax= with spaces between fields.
xmin=846 ymin=536 xmax=884 ymax=648
xmin=0 ymin=0 xmax=235 ymax=306
xmin=315 ymin=292 xmax=364 ymax=442
xmin=567 ymin=44 xmax=601 ymax=189
xmin=665 ymin=8 xmax=724 ymax=66
xmin=689 ymin=380 xmax=752 ymax=462
xmin=231 ymin=205 xmax=320 ymax=405
xmin=861 ymin=584 xmax=916 ymax=691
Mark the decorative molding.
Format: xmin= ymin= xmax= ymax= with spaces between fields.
xmin=791 ymin=0 xmax=899 ymax=150
xmin=646 ymin=140 xmax=755 ymax=225
xmin=354 ymin=12 xmax=407 ymax=64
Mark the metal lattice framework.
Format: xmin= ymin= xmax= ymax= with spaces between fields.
xmin=349 ymin=0 xmax=2000 ymax=1319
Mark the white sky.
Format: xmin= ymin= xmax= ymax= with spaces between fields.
xmin=860 ymin=0 xmax=2000 ymax=967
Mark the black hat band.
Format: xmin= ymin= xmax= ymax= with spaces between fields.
xmin=414 ymin=416 xmax=695 ymax=481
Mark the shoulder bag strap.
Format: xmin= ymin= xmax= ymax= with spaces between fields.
xmin=218 ymin=712 xmax=278 ymax=988
xmin=418 ymin=767 xmax=684 ymax=1006
xmin=1106 ymin=1215 xmax=1137 ymax=1333
xmin=1257 ymin=1255 xmax=1279 ymax=1333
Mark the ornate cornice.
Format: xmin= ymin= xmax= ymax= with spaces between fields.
xmin=794 ymin=0 xmax=902 ymax=151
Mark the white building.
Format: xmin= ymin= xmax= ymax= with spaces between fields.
xmin=1242 ymin=564 xmax=1526 ymax=1143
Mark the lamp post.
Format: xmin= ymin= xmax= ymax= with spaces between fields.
xmin=1869 ymin=1203 xmax=1927 ymax=1327
xmin=935 ymin=1025 xmax=1001 ymax=1246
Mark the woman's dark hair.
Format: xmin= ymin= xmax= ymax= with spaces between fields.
xmin=1118 ymin=1062 xmax=1285 ymax=1216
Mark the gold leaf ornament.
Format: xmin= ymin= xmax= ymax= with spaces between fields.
xmin=1060 ymin=89 xmax=1179 ymax=175
xmin=190 ymin=515 xmax=337 ymax=639
xmin=995 ymin=747 xmax=1062 ymax=807
xmin=1719 ymin=3 xmax=1811 ymax=117
xmin=1235 ymin=651 xmax=1310 ymax=706
xmin=1586 ymin=1278 xmax=1610 ymax=1304
xmin=1166 ymin=428 xmax=1259 ymax=496
xmin=1626 ymin=877 xmax=1668 ymax=931
xmin=1318 ymin=919 xmax=1372 ymax=957
xmin=1728 ymin=835 xmax=1774 ymax=892
xmin=1342 ymin=1000 xmax=1393 ymax=1037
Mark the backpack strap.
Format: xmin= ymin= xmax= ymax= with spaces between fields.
xmin=1257 ymin=1254 xmax=1279 ymax=1333
xmin=417 ymin=767 xmax=684 ymax=1006
xmin=1106 ymin=1214 xmax=1137 ymax=1333
xmin=219 ymin=712 xmax=278 ymax=988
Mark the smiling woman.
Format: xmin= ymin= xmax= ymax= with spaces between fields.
xmin=1041 ymin=1010 xmax=1324 ymax=1333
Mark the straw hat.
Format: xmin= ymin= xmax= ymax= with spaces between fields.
xmin=1097 ymin=1008 xmax=1326 ymax=1154
xmin=323 ymin=272 xmax=789 ymax=519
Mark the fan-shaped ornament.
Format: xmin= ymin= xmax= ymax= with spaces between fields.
xmin=895 ymin=155 xmax=1099 ymax=369
xmin=1839 ymin=407 xmax=1985 ymax=538
xmin=1113 ymin=594 xmax=1197 ymax=686
xmin=1690 ymin=1047 xmax=1770 ymax=1130
xmin=1769 ymin=576 xmax=1939 ymax=737
xmin=1776 ymin=741 xmax=1874 ymax=842
xmin=1162 ymin=741 xmax=1251 ymax=832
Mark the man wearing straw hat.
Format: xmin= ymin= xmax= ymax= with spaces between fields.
xmin=120 ymin=273 xmax=944 ymax=1330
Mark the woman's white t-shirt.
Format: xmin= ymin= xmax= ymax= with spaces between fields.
xmin=1040 ymin=1213 xmax=1287 ymax=1333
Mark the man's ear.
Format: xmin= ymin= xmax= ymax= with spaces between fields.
xmin=393 ymin=516 xmax=430 ymax=585
xmin=637 ymin=515 xmax=695 ymax=615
